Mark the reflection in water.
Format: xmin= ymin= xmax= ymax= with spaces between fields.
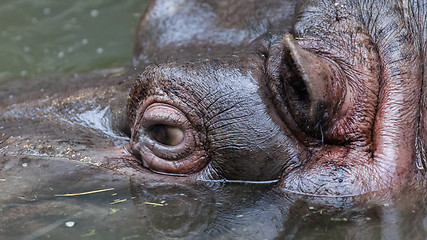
xmin=128 ymin=180 xmax=427 ymax=240
xmin=131 ymin=182 xmax=215 ymax=239
xmin=129 ymin=179 xmax=293 ymax=239
xmin=1 ymin=158 xmax=427 ymax=240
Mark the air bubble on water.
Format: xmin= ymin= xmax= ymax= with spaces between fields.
xmin=67 ymin=47 xmax=74 ymax=53
xmin=90 ymin=9 xmax=99 ymax=17
xmin=22 ymin=163 xmax=28 ymax=167
xmin=65 ymin=221 xmax=75 ymax=228
xmin=23 ymin=46 xmax=30 ymax=53
xmin=14 ymin=35 xmax=22 ymax=41
xmin=58 ymin=51 xmax=64 ymax=58
xmin=20 ymin=70 xmax=27 ymax=76
xmin=82 ymin=38 xmax=88 ymax=45
xmin=96 ymin=48 xmax=104 ymax=54
xmin=43 ymin=8 xmax=51 ymax=15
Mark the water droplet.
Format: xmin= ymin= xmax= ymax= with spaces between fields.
xmin=65 ymin=221 xmax=75 ymax=228
xmin=82 ymin=38 xmax=88 ymax=45
xmin=43 ymin=8 xmax=51 ymax=15
xmin=58 ymin=51 xmax=64 ymax=58
xmin=423 ymin=216 xmax=427 ymax=230
xmin=14 ymin=35 xmax=22 ymax=41
xmin=90 ymin=9 xmax=99 ymax=17
xmin=96 ymin=48 xmax=104 ymax=54
xmin=20 ymin=70 xmax=27 ymax=76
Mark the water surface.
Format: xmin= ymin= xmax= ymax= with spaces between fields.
xmin=0 ymin=0 xmax=148 ymax=82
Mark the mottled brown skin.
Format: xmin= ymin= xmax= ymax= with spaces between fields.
xmin=122 ymin=0 xmax=427 ymax=196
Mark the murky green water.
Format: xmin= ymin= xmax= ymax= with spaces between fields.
xmin=0 ymin=0 xmax=148 ymax=82
xmin=2 ymin=155 xmax=427 ymax=240
xmin=2 ymin=1 xmax=427 ymax=240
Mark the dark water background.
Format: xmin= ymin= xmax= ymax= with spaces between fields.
xmin=1 ymin=1 xmax=427 ymax=239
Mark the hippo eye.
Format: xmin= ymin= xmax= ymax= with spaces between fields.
xmin=150 ymin=124 xmax=184 ymax=146
xmin=129 ymin=102 xmax=208 ymax=175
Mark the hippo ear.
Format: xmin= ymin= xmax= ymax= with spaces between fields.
xmin=268 ymin=34 xmax=347 ymax=136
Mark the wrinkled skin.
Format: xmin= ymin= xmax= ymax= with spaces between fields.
xmin=1 ymin=0 xmax=427 ymax=202
xmin=127 ymin=0 xmax=427 ymax=196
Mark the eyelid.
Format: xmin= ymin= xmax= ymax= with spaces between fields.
xmin=129 ymin=101 xmax=209 ymax=175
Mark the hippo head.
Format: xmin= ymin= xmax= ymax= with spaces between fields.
xmin=123 ymin=36 xmax=372 ymax=195
xmin=112 ymin=0 xmax=423 ymax=196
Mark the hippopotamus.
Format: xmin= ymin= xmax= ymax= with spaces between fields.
xmin=2 ymin=0 xmax=427 ymax=206
xmin=2 ymin=0 xmax=427 ymax=238
xmin=126 ymin=0 xmax=427 ymax=196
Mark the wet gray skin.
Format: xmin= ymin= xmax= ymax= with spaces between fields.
xmin=2 ymin=0 xmax=427 ymax=239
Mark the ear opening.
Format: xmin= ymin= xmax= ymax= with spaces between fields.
xmin=269 ymin=34 xmax=347 ymax=139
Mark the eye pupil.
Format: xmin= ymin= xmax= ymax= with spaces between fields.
xmin=150 ymin=124 xmax=184 ymax=146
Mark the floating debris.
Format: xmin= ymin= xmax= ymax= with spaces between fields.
xmin=109 ymin=208 xmax=119 ymax=214
xmin=330 ymin=217 xmax=348 ymax=222
xmin=81 ymin=229 xmax=96 ymax=237
xmin=54 ymin=188 xmax=114 ymax=197
xmin=143 ymin=202 xmax=164 ymax=207
xmin=236 ymin=215 xmax=244 ymax=218
xmin=110 ymin=199 xmax=127 ymax=205
xmin=0 ymin=179 xmax=6 ymax=181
